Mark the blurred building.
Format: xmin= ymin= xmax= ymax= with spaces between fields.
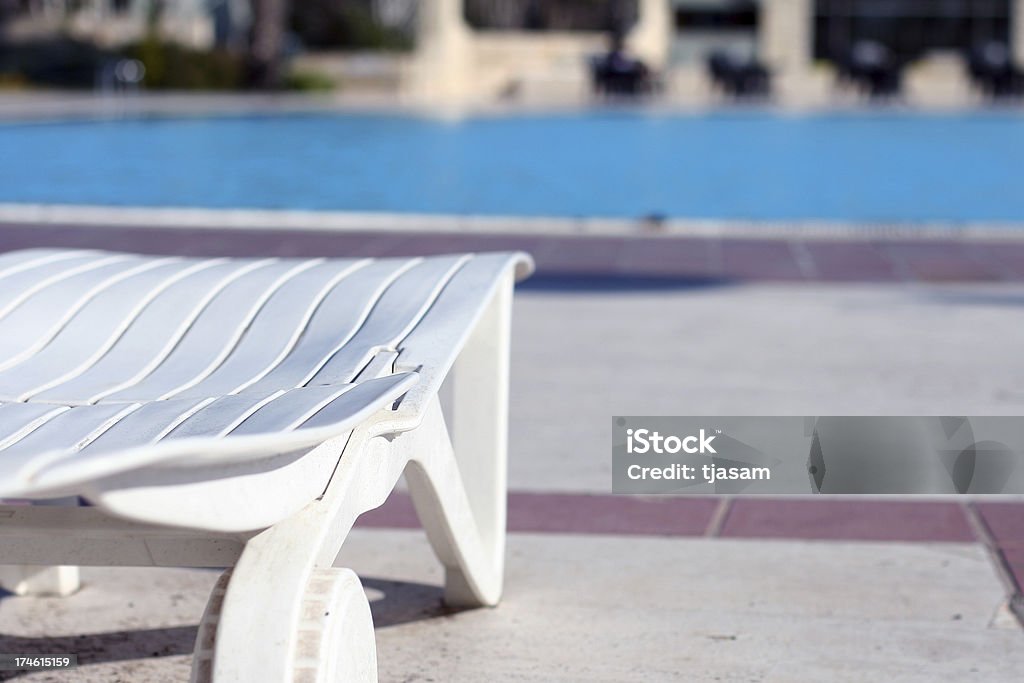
xmin=2 ymin=1 xmax=1023 ymax=103
xmin=0 ymin=0 xmax=251 ymax=50
xmin=410 ymin=0 xmax=1024 ymax=104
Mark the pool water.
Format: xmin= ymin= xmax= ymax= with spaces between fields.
xmin=2 ymin=110 xmax=1023 ymax=223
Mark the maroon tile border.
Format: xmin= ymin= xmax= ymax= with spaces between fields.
xmin=719 ymin=240 xmax=806 ymax=280
xmin=719 ymin=499 xmax=975 ymax=542
xmin=615 ymin=237 xmax=720 ymax=278
xmin=356 ymin=490 xmax=420 ymax=529
xmin=506 ymin=492 xmax=718 ymax=536
xmin=357 ymin=491 xmax=1005 ymax=545
xmin=7 ymin=222 xmax=1024 ymax=282
xmin=880 ymin=242 xmax=1006 ymax=282
xmin=803 ymin=242 xmax=903 ymax=282
xmin=356 ymin=491 xmax=720 ymax=537
xmin=967 ymin=243 xmax=1024 ymax=279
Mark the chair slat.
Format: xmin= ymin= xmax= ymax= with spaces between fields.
xmin=103 ymin=259 xmax=321 ymax=402
xmin=0 ymin=403 xmax=70 ymax=446
xmin=79 ymin=396 xmax=216 ymax=453
xmin=0 ymin=256 xmax=169 ymax=372
xmin=0 ymin=249 xmax=99 ymax=283
xmin=16 ymin=373 xmax=419 ymax=495
xmin=0 ymin=402 xmax=139 ymax=480
xmin=304 ymin=255 xmax=469 ymax=387
xmin=0 ymin=259 xmax=221 ymax=402
xmin=236 ymin=259 xmax=418 ymax=396
xmin=296 ymin=373 xmax=414 ymax=431
xmin=32 ymin=259 xmax=273 ymax=404
xmin=394 ymin=253 xmax=523 ymax=408
xmin=227 ymin=385 xmax=356 ymax=436
xmin=0 ymin=253 xmax=133 ymax=326
xmin=162 ymin=393 xmax=284 ymax=441
xmin=171 ymin=259 xmax=370 ymax=400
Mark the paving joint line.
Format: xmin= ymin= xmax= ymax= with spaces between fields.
xmin=704 ymin=497 xmax=732 ymax=538
xmin=787 ymin=241 xmax=820 ymax=280
xmin=963 ymin=502 xmax=1024 ymax=629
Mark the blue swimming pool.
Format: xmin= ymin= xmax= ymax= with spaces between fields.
xmin=2 ymin=110 xmax=1023 ymax=223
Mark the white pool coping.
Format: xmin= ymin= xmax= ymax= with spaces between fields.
xmin=2 ymin=202 xmax=1024 ymax=243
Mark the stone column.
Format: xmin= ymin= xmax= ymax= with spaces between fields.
xmin=759 ymin=0 xmax=812 ymax=75
xmin=629 ymin=0 xmax=673 ymax=70
xmin=410 ymin=0 xmax=473 ymax=102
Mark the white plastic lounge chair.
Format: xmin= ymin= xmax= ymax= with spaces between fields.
xmin=0 ymin=247 xmax=532 ymax=682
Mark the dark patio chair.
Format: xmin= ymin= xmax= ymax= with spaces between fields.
xmin=967 ymin=42 xmax=1024 ymax=99
xmin=590 ymin=39 xmax=655 ymax=98
xmin=840 ymin=41 xmax=904 ymax=100
xmin=705 ymin=50 xmax=771 ymax=99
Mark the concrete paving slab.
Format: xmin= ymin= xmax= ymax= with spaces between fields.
xmin=342 ymin=531 xmax=1024 ymax=682
xmin=509 ymin=284 xmax=1024 ymax=492
xmin=1 ymin=530 xmax=1019 ymax=682
xmin=0 ymin=566 xmax=217 ymax=682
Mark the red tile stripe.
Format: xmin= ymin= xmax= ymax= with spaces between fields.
xmin=4 ymin=223 xmax=1024 ymax=282
xmin=719 ymin=499 xmax=975 ymax=542
xmin=356 ymin=492 xmax=720 ymax=537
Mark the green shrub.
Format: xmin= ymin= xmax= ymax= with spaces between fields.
xmin=124 ymin=36 xmax=246 ymax=90
xmin=285 ymin=69 xmax=336 ymax=92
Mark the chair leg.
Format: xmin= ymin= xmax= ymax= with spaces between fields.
xmin=189 ymin=434 xmax=396 ymax=683
xmin=406 ymin=275 xmax=513 ymax=607
xmin=191 ymin=566 xmax=376 ymax=683
xmin=187 ymin=272 xmax=515 ymax=678
xmin=0 ymin=497 xmax=82 ymax=597
xmin=0 ymin=565 xmax=80 ymax=597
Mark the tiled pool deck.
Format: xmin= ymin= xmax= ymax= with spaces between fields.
xmin=1 ymin=219 xmax=1023 ymax=680
xmin=359 ymin=493 xmax=1024 ymax=606
xmin=1 ymin=219 xmax=1023 ymax=594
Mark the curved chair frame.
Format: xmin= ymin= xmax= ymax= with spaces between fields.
xmin=0 ymin=248 xmax=531 ymax=682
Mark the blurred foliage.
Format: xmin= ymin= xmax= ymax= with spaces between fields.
xmin=290 ymin=2 xmax=412 ymax=51
xmin=0 ymin=0 xmax=409 ymax=90
xmin=0 ymin=72 xmax=28 ymax=89
xmin=124 ymin=35 xmax=246 ymax=90
xmin=284 ymin=69 xmax=336 ymax=91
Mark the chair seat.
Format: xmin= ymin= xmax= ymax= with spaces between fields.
xmin=0 ymin=248 xmax=531 ymax=499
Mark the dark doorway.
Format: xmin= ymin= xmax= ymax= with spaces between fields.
xmin=464 ymin=0 xmax=639 ymax=32
xmin=814 ymin=0 xmax=1012 ymax=62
